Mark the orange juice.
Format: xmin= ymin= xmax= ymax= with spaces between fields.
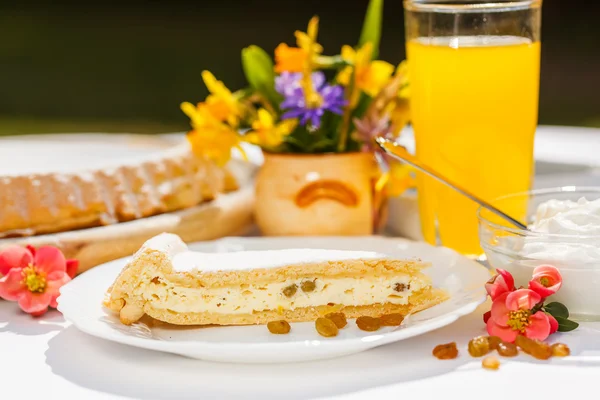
xmin=407 ymin=36 xmax=541 ymax=256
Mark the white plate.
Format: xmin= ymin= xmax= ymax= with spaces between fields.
xmin=57 ymin=236 xmax=489 ymax=364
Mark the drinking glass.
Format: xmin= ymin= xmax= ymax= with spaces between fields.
xmin=404 ymin=0 xmax=542 ymax=257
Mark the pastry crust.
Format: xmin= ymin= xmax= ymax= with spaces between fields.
xmin=0 ymin=144 xmax=228 ymax=238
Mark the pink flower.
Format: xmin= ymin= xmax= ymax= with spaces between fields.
xmin=483 ymin=311 xmax=491 ymax=324
xmin=0 ymin=245 xmax=32 ymax=277
xmin=529 ymin=264 xmax=562 ymax=298
xmin=0 ymin=245 xmax=73 ymax=316
xmin=486 ymin=289 xmax=551 ymax=342
xmin=485 ymin=269 xmax=515 ymax=301
xmin=547 ymin=313 xmax=559 ymax=334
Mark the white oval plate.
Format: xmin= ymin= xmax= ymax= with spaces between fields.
xmin=58 ymin=236 xmax=489 ymax=364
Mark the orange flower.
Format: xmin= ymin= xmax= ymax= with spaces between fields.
xmin=274 ymin=43 xmax=307 ymax=73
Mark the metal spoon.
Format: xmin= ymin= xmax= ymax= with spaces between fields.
xmin=375 ymin=136 xmax=528 ymax=230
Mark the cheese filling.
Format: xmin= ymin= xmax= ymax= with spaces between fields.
xmin=139 ymin=274 xmax=427 ymax=314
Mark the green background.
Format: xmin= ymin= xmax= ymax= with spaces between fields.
xmin=1 ymin=1 xmax=598 ymax=136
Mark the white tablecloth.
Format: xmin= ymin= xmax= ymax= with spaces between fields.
xmin=2 ymin=126 xmax=599 ymax=399
xmin=2 ymin=299 xmax=599 ymax=400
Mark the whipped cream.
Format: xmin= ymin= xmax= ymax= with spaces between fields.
xmin=520 ymin=197 xmax=600 ymax=264
xmin=532 ymin=197 xmax=600 ymax=236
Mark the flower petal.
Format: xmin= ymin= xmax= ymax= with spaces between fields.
xmin=17 ymin=291 xmax=52 ymax=315
xmin=312 ymin=72 xmax=326 ymax=90
xmin=26 ymin=245 xmax=37 ymax=257
xmin=486 ymin=318 xmax=519 ymax=343
xmin=529 ymin=264 xmax=562 ymax=298
xmin=490 ymin=292 xmax=511 ymax=326
xmin=532 ymin=265 xmax=562 ymax=282
xmin=485 ymin=270 xmax=515 ymax=301
xmin=66 ymin=259 xmax=79 ymax=279
xmin=528 ymin=280 xmax=556 ymax=298
xmin=497 ymin=269 xmax=515 ymax=291
xmin=506 ymin=289 xmax=541 ymax=311
xmin=525 ymin=311 xmax=551 ymax=341
xmin=0 ymin=245 xmax=33 ymax=276
xmin=547 ymin=313 xmax=559 ymax=334
xmin=0 ymin=268 xmax=25 ymax=301
xmin=483 ymin=310 xmax=491 ymax=324
xmin=46 ymin=271 xmax=71 ymax=308
xmin=34 ymin=246 xmax=66 ymax=275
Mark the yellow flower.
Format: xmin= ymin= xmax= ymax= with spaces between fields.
xmin=388 ymin=163 xmax=415 ymax=197
xmin=201 ymin=70 xmax=242 ymax=127
xmin=375 ymin=163 xmax=415 ymax=198
xmin=295 ymin=16 xmax=323 ymax=58
xmin=274 ymin=43 xmax=307 ymax=73
xmin=395 ymin=60 xmax=410 ymax=99
xmin=244 ymin=109 xmax=297 ymax=149
xmin=181 ymin=101 xmax=243 ymax=166
xmin=337 ymin=43 xmax=394 ymax=99
xmin=388 ymin=97 xmax=410 ymax=136
xmin=294 ymin=16 xmax=324 ymax=108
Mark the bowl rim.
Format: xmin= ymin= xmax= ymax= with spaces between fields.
xmin=477 ymin=185 xmax=600 ymax=239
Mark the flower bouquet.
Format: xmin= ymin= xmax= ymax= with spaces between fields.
xmin=181 ymin=0 xmax=411 ymax=235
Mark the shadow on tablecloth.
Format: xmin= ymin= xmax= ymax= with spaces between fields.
xmin=44 ymin=326 xmax=470 ymax=399
xmin=44 ymin=307 xmax=600 ymax=400
xmin=0 ymin=307 xmax=65 ymax=336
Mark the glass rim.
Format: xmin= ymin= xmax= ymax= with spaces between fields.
xmin=404 ymin=0 xmax=542 ymax=13
xmin=477 ymin=186 xmax=600 ymax=239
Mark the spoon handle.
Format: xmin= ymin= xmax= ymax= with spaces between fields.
xmin=375 ymin=137 xmax=528 ymax=230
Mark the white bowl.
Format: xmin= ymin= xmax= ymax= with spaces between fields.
xmin=478 ymin=187 xmax=600 ymax=321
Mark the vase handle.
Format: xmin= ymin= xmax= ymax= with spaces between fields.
xmin=295 ymin=180 xmax=359 ymax=208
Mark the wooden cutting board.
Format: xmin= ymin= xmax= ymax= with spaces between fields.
xmin=0 ymin=133 xmax=258 ymax=273
xmin=1 ymin=185 xmax=255 ymax=273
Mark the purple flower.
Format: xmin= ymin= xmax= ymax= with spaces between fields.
xmin=275 ymin=71 xmax=346 ymax=129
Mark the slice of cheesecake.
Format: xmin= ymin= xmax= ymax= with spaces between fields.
xmin=104 ymin=233 xmax=447 ymax=326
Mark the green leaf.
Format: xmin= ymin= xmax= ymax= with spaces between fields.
xmin=555 ymin=316 xmax=579 ymax=332
xmin=358 ymin=0 xmax=384 ymax=60
xmin=315 ymin=55 xmax=349 ymax=70
xmin=544 ymin=302 xmax=569 ymax=319
xmin=241 ymin=45 xmax=282 ymax=109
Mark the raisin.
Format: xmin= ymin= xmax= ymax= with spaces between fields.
xmin=497 ymin=342 xmax=518 ymax=357
xmin=379 ymin=313 xmax=404 ymax=326
xmin=515 ymin=335 xmax=552 ymax=360
xmin=267 ymin=320 xmax=291 ymax=334
xmin=482 ymin=356 xmax=500 ymax=370
xmin=356 ymin=316 xmax=381 ymax=332
xmin=325 ymin=312 xmax=347 ymax=329
xmin=315 ymin=317 xmax=339 ymax=337
xmin=282 ymin=284 xmax=297 ymax=298
xmin=301 ymin=280 xmax=316 ymax=293
xmin=487 ymin=336 xmax=502 ymax=350
xmin=468 ymin=336 xmax=491 ymax=357
xmin=393 ymin=283 xmax=408 ymax=292
xmin=551 ymin=343 xmax=571 ymax=357
xmin=432 ymin=342 xmax=458 ymax=360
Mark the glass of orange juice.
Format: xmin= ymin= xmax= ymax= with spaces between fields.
xmin=404 ymin=0 xmax=542 ymax=257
